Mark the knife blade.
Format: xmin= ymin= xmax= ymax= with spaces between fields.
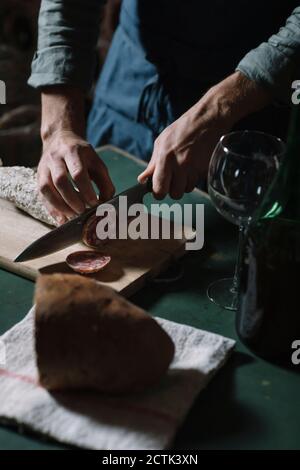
xmin=14 ymin=179 xmax=152 ymax=262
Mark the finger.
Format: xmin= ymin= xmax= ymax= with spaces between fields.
xmin=138 ymin=160 xmax=155 ymax=183
xmin=65 ymin=152 xmax=98 ymax=207
xmin=89 ymin=156 xmax=115 ymax=201
xmin=38 ymin=169 xmax=76 ymax=221
xmin=42 ymin=198 xmax=68 ymax=225
xmin=152 ymin=154 xmax=173 ymax=200
xmin=49 ymin=159 xmax=86 ymax=214
xmin=169 ymin=172 xmax=187 ymax=200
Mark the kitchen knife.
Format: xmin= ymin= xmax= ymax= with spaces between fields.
xmin=14 ymin=179 xmax=152 ymax=262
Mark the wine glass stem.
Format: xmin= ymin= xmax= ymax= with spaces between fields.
xmin=231 ymin=224 xmax=244 ymax=295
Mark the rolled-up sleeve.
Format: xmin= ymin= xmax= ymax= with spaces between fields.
xmin=237 ymin=6 xmax=300 ymax=103
xmin=28 ymin=0 xmax=104 ymax=92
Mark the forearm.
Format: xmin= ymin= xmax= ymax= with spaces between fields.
xmin=41 ymin=86 xmax=86 ymax=142
xmin=190 ymin=71 xmax=272 ymax=132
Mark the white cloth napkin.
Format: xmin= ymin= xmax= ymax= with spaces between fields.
xmin=0 ymin=308 xmax=235 ymax=450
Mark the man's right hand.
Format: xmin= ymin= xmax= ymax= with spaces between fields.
xmin=38 ymin=87 xmax=115 ymax=225
xmin=38 ymin=130 xmax=115 ymax=224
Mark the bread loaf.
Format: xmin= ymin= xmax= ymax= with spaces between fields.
xmin=34 ymin=274 xmax=174 ymax=394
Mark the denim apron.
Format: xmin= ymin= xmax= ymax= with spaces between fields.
xmin=87 ymin=0 xmax=296 ymax=161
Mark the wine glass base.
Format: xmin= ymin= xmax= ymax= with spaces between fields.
xmin=207 ymin=278 xmax=237 ymax=311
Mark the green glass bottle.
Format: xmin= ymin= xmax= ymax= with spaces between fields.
xmin=236 ymin=103 xmax=300 ymax=364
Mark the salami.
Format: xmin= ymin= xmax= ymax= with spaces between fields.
xmin=82 ymin=214 xmax=104 ymax=248
xmin=82 ymin=210 xmax=116 ymax=248
xmin=82 ymin=210 xmax=140 ymax=248
xmin=66 ymin=251 xmax=111 ymax=274
xmin=0 ymin=165 xmax=57 ymax=226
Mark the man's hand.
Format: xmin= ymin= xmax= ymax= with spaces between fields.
xmin=138 ymin=105 xmax=228 ymax=200
xmin=38 ymin=130 xmax=115 ymax=224
xmin=138 ymin=71 xmax=271 ymax=199
xmin=38 ymin=86 xmax=115 ymax=224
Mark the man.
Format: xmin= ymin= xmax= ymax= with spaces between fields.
xmin=29 ymin=1 xmax=300 ymax=224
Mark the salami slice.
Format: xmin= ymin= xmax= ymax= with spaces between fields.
xmin=82 ymin=210 xmax=117 ymax=248
xmin=66 ymin=251 xmax=111 ymax=274
xmin=82 ymin=215 xmax=104 ymax=248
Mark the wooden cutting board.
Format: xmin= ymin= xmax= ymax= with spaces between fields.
xmin=0 ymin=198 xmax=194 ymax=297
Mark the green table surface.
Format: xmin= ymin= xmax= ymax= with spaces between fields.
xmin=0 ymin=146 xmax=299 ymax=450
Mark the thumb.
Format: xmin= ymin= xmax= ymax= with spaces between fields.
xmin=138 ymin=161 xmax=155 ymax=183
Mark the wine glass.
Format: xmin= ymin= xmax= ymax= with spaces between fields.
xmin=207 ymin=130 xmax=285 ymax=311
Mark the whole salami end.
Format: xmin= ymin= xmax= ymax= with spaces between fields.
xmin=66 ymin=251 xmax=111 ymax=274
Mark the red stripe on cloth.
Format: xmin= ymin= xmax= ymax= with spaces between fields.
xmin=0 ymin=367 xmax=39 ymax=386
xmin=0 ymin=367 xmax=176 ymax=426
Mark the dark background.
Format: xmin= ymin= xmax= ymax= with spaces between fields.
xmin=0 ymin=0 xmax=121 ymax=167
